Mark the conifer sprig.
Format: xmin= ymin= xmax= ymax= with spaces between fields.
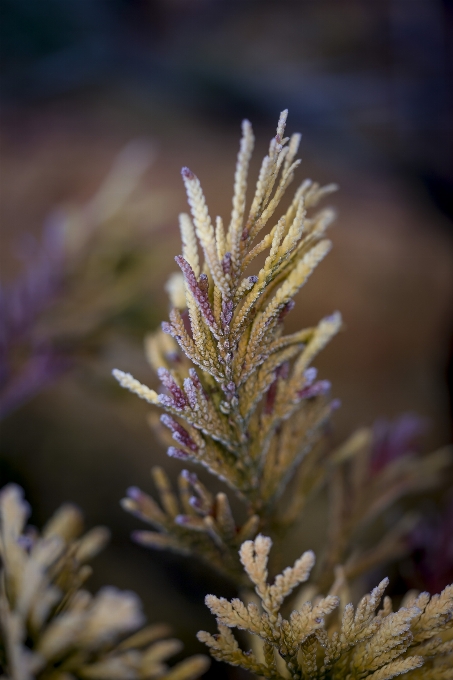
xmin=114 ymin=112 xmax=342 ymax=575
xmin=114 ymin=112 xmax=451 ymax=589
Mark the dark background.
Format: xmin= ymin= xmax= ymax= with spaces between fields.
xmin=1 ymin=2 xmax=453 ymax=677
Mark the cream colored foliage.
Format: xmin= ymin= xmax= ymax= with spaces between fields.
xmin=0 ymin=484 xmax=209 ymax=680
xmin=198 ymin=535 xmax=452 ymax=680
xmin=165 ymin=272 xmax=187 ymax=310
xmin=112 ymin=369 xmax=160 ymax=405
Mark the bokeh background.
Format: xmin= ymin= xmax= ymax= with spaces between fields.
xmin=1 ymin=1 xmax=453 ymax=677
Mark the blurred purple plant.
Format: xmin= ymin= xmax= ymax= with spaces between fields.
xmin=409 ymin=493 xmax=453 ymax=594
xmin=0 ymin=214 xmax=68 ymax=418
xmin=370 ymin=412 xmax=428 ymax=474
xmin=0 ymin=214 xmax=65 ymax=342
xmin=368 ymin=414 xmax=453 ymax=594
xmin=0 ymin=141 xmax=160 ymax=420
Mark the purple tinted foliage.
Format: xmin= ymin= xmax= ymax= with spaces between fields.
xmin=181 ymin=167 xmax=195 ymax=181
xmin=161 ymin=321 xmax=173 ymax=335
xmin=409 ymin=495 xmax=453 ymax=593
xmin=276 ymin=362 xmax=290 ymax=381
xmin=160 ymin=414 xmax=198 ymax=451
xmin=157 ymin=367 xmax=188 ymax=410
xmin=131 ymin=530 xmax=154 ymax=545
xmin=304 ymin=367 xmax=317 ymax=386
xmin=183 ymin=377 xmax=198 ymax=409
xmin=175 ymin=255 xmax=218 ymax=333
xmin=330 ymin=398 xmax=341 ymax=411
xmin=166 ymin=351 xmax=181 ymax=364
xmin=188 ymin=368 xmax=203 ymax=392
xmin=297 ymin=380 xmax=331 ymax=401
xmin=17 ymin=534 xmax=34 ymax=552
xmin=222 ymin=252 xmax=232 ymax=276
xmin=189 ymin=495 xmax=204 ymax=512
xmin=221 ymin=381 xmax=236 ymax=404
xmin=264 ymin=377 xmax=278 ymax=415
xmin=158 ymin=394 xmax=175 ymax=409
xmin=181 ymin=470 xmax=212 ymax=515
xmin=167 ymin=446 xmax=190 ymax=460
xmin=126 ymin=486 xmax=143 ymax=501
xmin=0 ymin=346 xmax=69 ymax=419
xmin=0 ymin=213 xmax=65 ymax=351
xmin=181 ymin=469 xmax=196 ymax=484
xmin=220 ymin=299 xmax=233 ymax=330
xmin=226 ymin=381 xmax=235 ymax=394
xmin=278 ymin=299 xmax=295 ymax=322
xmin=370 ymin=413 xmax=428 ymax=474
xmin=264 ymin=362 xmax=291 ymax=415
xmin=198 ymin=274 xmax=209 ymax=295
xmin=0 ymin=214 xmax=67 ymax=419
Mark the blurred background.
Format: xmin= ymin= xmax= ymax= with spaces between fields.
xmin=1 ymin=1 xmax=453 ymax=677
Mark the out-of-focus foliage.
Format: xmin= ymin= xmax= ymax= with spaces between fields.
xmin=0 ymin=142 xmax=172 ymax=419
xmin=0 ymin=484 xmax=209 ymax=680
xmin=408 ymin=492 xmax=453 ymax=595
